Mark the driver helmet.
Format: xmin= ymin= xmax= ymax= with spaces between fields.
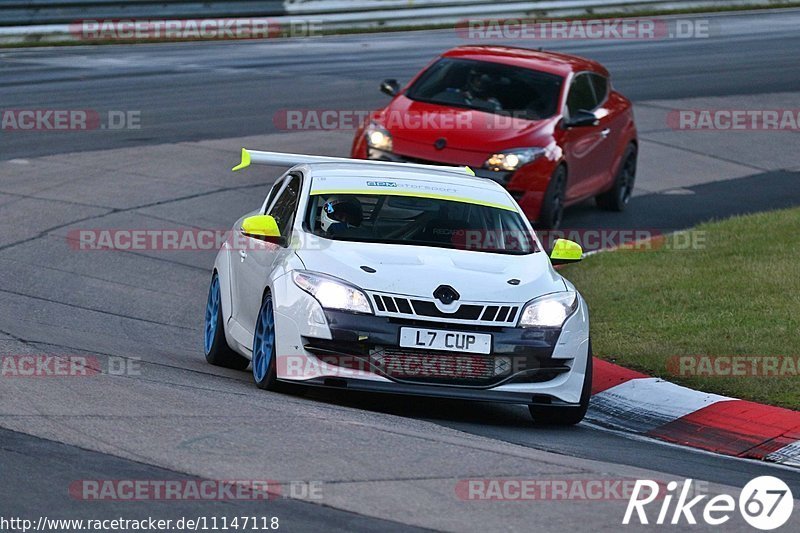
xmin=467 ymin=69 xmax=493 ymax=97
xmin=320 ymin=196 xmax=363 ymax=234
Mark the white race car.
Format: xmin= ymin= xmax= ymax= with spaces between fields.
xmin=204 ymin=149 xmax=592 ymax=424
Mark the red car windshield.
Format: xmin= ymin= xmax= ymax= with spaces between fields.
xmin=405 ymin=57 xmax=563 ymax=120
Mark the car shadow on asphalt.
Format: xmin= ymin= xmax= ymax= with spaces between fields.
xmin=298 ymin=386 xmax=569 ymax=428
xmin=558 ymin=169 xmax=800 ymax=251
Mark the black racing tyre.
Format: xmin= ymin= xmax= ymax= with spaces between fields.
xmin=252 ymin=292 xmax=282 ymax=391
xmin=596 ymin=144 xmax=637 ymax=211
xmin=204 ymin=272 xmax=250 ymax=370
xmin=535 ymin=164 xmax=567 ymax=230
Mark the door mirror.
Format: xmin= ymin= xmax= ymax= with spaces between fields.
xmin=565 ymin=109 xmax=599 ymax=128
xmin=241 ymin=215 xmax=284 ymax=244
xmin=380 ymin=79 xmax=400 ymax=96
xmin=549 ymin=238 xmax=583 ymax=265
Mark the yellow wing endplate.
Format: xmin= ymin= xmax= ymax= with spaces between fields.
xmin=232 ymin=148 xmax=251 ymax=172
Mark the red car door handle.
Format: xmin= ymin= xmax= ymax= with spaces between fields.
xmin=600 ymin=128 xmax=611 ymax=139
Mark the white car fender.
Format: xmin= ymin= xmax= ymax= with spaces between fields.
xmin=213 ymin=241 xmax=234 ymax=324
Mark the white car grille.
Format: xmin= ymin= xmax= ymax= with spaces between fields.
xmin=368 ymin=292 xmax=520 ymax=326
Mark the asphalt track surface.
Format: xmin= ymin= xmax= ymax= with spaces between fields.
xmin=1 ymin=8 xmax=800 ymax=532
xmin=2 ymin=9 xmax=800 ymax=159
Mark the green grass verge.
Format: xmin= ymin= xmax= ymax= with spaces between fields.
xmin=561 ymin=207 xmax=800 ymax=409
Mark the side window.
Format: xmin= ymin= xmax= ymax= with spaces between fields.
xmin=566 ymin=74 xmax=598 ymax=117
xmin=261 ymin=178 xmax=285 ymax=214
xmin=589 ymin=74 xmax=609 ymax=106
xmin=267 ymin=175 xmax=301 ymax=238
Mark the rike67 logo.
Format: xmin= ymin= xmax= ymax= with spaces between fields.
xmin=624 ymin=476 xmax=794 ymax=530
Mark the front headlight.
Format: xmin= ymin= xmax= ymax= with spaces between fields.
xmin=292 ymin=271 xmax=373 ymax=314
xmin=365 ymin=121 xmax=393 ymax=151
xmin=518 ymin=292 xmax=578 ymax=328
xmin=484 ymin=148 xmax=546 ymax=171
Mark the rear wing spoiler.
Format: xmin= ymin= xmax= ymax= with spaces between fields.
xmin=231 ymin=148 xmax=475 ymax=176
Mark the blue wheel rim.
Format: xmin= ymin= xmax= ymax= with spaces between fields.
xmin=253 ymin=297 xmax=275 ymax=382
xmin=204 ymin=275 xmax=220 ymax=355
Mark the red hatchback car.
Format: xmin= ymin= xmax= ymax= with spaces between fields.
xmin=351 ymin=46 xmax=638 ymax=228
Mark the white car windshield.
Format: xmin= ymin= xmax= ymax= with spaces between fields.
xmin=306 ymin=193 xmax=537 ymax=255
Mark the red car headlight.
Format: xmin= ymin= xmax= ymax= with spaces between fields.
xmin=365 ymin=122 xmax=393 ymax=152
xmin=484 ymin=148 xmax=546 ymax=171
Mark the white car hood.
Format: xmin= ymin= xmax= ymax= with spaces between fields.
xmin=295 ymin=239 xmax=565 ymax=304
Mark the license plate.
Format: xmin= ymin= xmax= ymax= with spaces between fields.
xmin=399 ymin=327 xmax=491 ymax=355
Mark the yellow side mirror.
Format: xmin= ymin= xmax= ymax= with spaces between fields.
xmin=549 ymin=238 xmax=582 ymax=265
xmin=241 ymin=215 xmax=281 ymax=240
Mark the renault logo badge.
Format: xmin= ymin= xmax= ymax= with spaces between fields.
xmin=433 ymin=285 xmax=460 ymax=305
